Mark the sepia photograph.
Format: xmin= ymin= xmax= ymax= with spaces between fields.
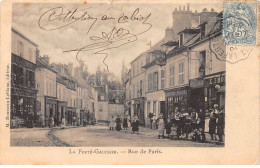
xmin=9 ymin=2 xmax=228 ymax=147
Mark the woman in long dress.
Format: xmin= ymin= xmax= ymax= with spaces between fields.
xmin=131 ymin=116 xmax=139 ymax=134
xmin=209 ymin=109 xmax=217 ymax=140
xmin=115 ymin=115 xmax=122 ymax=131
xmin=157 ymin=115 xmax=164 ymax=139
xmin=123 ymin=115 xmax=128 ymax=130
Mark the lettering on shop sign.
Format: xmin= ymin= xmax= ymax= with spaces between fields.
xmin=38 ymin=7 xmax=152 ymax=71
xmin=206 ymin=74 xmax=225 ymax=85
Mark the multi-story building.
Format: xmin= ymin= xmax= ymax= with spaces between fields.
xmin=11 ymin=28 xmax=38 ymax=128
xmin=126 ymin=6 xmax=225 ymax=126
xmin=164 ymin=12 xmax=224 ymax=119
xmin=35 ymin=56 xmax=58 ymax=127
xmin=129 ymin=52 xmax=147 ymax=125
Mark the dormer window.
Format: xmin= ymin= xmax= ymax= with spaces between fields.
xmin=201 ymin=24 xmax=206 ymax=39
xmin=179 ymin=33 xmax=184 ymax=47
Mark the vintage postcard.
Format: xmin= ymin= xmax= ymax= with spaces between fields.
xmin=0 ymin=0 xmax=259 ymax=165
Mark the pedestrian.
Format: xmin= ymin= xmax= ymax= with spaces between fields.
xmin=174 ymin=108 xmax=181 ymax=138
xmin=123 ymin=114 xmax=128 ymax=130
xmin=109 ymin=115 xmax=115 ymax=131
xmin=165 ymin=118 xmax=172 ymax=139
xmin=216 ymin=109 xmax=225 ymax=142
xmin=131 ymin=116 xmax=139 ymax=134
xmin=152 ymin=115 xmax=157 ymax=130
xmin=61 ymin=117 xmax=66 ymax=128
xmin=115 ymin=115 xmax=122 ymax=131
xmin=50 ymin=116 xmax=54 ymax=128
xmin=209 ymin=108 xmax=217 ymax=140
xmin=157 ymin=115 xmax=164 ymax=139
xmin=73 ymin=116 xmax=76 ymax=126
xmin=179 ymin=109 xmax=185 ymax=137
xmin=190 ymin=109 xmax=198 ymax=131
xmin=184 ymin=113 xmax=192 ymax=139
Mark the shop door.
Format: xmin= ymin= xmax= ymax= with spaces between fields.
xmin=160 ymin=101 xmax=165 ymax=114
xmin=189 ymin=88 xmax=204 ymax=111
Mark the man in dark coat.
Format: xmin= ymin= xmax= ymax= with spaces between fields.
xmin=115 ymin=115 xmax=122 ymax=131
xmin=131 ymin=116 xmax=139 ymax=134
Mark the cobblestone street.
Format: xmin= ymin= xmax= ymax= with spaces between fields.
xmin=11 ymin=125 xmax=223 ymax=147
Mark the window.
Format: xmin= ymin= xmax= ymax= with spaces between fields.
xmin=153 ymin=72 xmax=158 ymax=91
xmin=153 ymin=101 xmax=156 ymax=115
xmin=99 ymin=104 xmax=103 ymax=112
xmin=137 ymin=63 xmax=139 ymax=74
xmin=146 ymin=55 xmax=150 ymax=64
xmin=148 ymin=74 xmax=153 ymax=92
xmin=201 ymin=25 xmax=206 ymax=39
xmin=179 ymin=62 xmax=184 ymax=84
xmin=46 ymin=81 xmax=48 ymax=95
xmin=147 ymin=102 xmax=151 ymax=116
xmin=140 ymin=80 xmax=143 ymax=97
xmin=169 ymin=65 xmax=175 ymax=87
xmin=132 ymin=64 xmax=135 ymax=77
xmin=140 ymin=61 xmax=143 ymax=72
xmin=179 ymin=33 xmax=184 ymax=47
xmin=199 ymin=51 xmax=206 ymax=77
xmin=132 ymin=84 xmax=135 ymax=98
xmin=17 ymin=41 xmax=24 ymax=57
xmin=161 ymin=70 xmax=165 ymax=89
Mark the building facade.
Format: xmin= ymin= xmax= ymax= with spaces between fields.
xmin=11 ymin=28 xmax=38 ymax=128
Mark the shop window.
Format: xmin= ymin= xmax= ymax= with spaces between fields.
xmin=179 ymin=62 xmax=184 ymax=85
xmin=161 ymin=70 xmax=165 ymax=89
xmin=169 ymin=66 xmax=175 ymax=87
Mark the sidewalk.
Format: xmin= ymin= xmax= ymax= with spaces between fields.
xmin=136 ymin=126 xmax=224 ymax=145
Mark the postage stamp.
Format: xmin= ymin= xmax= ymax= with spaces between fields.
xmin=223 ymin=2 xmax=257 ymax=45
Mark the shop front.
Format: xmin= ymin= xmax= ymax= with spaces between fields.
xmin=45 ymin=96 xmax=58 ymax=127
xmin=189 ymin=78 xmax=206 ymax=112
xmin=132 ymin=97 xmax=145 ymax=126
xmin=165 ymin=86 xmax=188 ymax=119
xmin=204 ymin=72 xmax=225 ymax=110
xmin=57 ymin=101 xmax=67 ymax=126
xmin=11 ymin=87 xmax=37 ymax=128
xmin=66 ymin=107 xmax=76 ymax=126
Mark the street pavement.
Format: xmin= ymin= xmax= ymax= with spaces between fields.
xmin=11 ymin=125 xmax=223 ymax=147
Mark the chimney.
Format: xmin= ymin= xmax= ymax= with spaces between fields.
xmin=41 ymin=55 xmax=49 ymax=64
xmin=187 ymin=3 xmax=190 ymax=11
xmin=67 ymin=62 xmax=74 ymax=77
xmin=183 ymin=6 xmax=185 ymax=11
xmin=179 ymin=6 xmax=181 ymax=11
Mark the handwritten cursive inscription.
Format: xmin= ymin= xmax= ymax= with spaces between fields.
xmin=38 ymin=6 xmax=152 ymax=70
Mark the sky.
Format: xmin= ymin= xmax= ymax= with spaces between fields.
xmin=12 ymin=3 xmax=222 ymax=78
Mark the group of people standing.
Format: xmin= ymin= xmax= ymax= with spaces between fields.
xmin=156 ymin=104 xmax=224 ymax=143
xmin=109 ymin=114 xmax=140 ymax=133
